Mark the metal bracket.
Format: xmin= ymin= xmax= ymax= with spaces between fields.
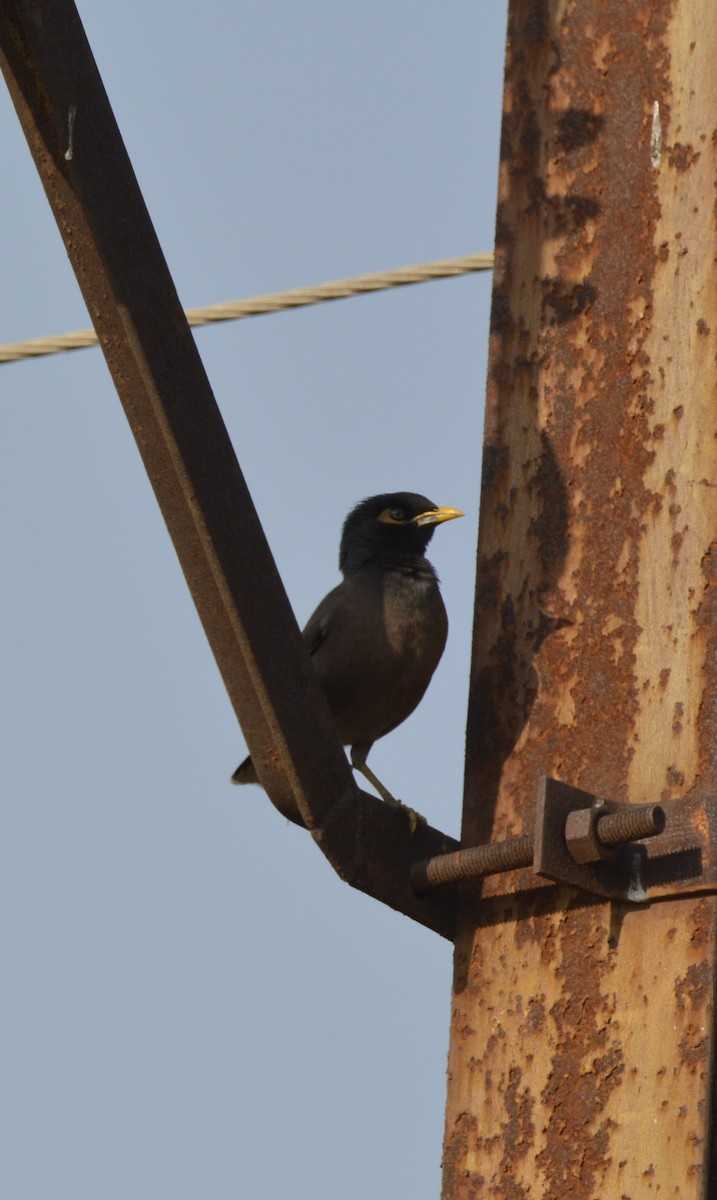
xmin=534 ymin=779 xmax=659 ymax=901
xmin=412 ymin=777 xmax=716 ymax=904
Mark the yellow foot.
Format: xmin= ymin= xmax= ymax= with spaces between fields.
xmin=386 ymin=796 xmax=429 ymax=835
xmin=352 ymin=762 xmax=426 ymax=832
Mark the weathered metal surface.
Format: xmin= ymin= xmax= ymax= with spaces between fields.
xmin=446 ymin=1 xmax=717 ymax=1194
xmin=0 ymin=0 xmax=458 ymax=938
xmin=446 ymin=895 xmax=717 ymax=1197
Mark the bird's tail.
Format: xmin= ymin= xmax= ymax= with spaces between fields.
xmin=231 ymin=755 xmax=258 ymax=785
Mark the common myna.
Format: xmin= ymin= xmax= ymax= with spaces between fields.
xmin=232 ymin=491 xmax=463 ymax=804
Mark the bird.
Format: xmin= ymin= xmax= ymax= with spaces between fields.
xmin=231 ymin=491 xmax=463 ymax=808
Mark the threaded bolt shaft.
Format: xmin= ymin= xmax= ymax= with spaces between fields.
xmin=595 ymin=803 xmax=665 ymax=847
xmin=411 ymin=802 xmax=667 ymax=894
xmin=411 ymin=833 xmax=533 ymax=894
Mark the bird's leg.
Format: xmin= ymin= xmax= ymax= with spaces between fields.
xmin=353 ymin=759 xmax=400 ymax=806
xmin=350 ymin=744 xmax=425 ymax=831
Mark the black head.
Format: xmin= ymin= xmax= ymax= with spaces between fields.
xmin=339 ymin=492 xmax=463 ymax=573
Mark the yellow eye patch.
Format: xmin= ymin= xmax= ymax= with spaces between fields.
xmin=377 ymin=506 xmax=409 ymax=524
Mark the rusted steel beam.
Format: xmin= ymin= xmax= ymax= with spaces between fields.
xmin=0 ymin=0 xmax=458 ymax=938
xmin=445 ymin=2 xmax=717 ymax=1195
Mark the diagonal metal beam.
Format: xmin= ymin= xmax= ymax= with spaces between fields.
xmin=0 ymin=0 xmax=458 ymax=938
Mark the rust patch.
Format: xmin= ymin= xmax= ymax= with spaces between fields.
xmin=689 ymin=898 xmax=714 ymax=950
xmin=525 ymin=995 xmax=547 ymax=1033
xmin=667 ymin=142 xmax=701 ymax=171
xmin=678 ymin=1031 xmax=708 ymax=1070
xmin=675 ymin=960 xmax=711 ymax=1011
xmin=500 ymin=1066 xmax=535 ymax=1193
xmin=666 ymin=765 xmax=686 ymax=788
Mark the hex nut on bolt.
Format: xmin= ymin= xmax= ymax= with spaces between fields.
xmin=564 ymin=799 xmax=666 ymax=865
xmin=565 ymin=800 xmax=618 ymax=864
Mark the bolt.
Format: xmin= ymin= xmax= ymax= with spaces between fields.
xmin=596 ymin=803 xmax=665 ymax=847
xmin=411 ymin=801 xmax=666 ymax=894
xmin=565 ymin=801 xmax=665 ymax=864
xmin=410 ymin=834 xmax=533 ymax=895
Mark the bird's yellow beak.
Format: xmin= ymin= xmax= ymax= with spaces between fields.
xmin=413 ymin=506 xmax=464 ymax=527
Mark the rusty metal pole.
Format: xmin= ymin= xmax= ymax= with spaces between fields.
xmin=444 ymin=4 xmax=717 ymax=1196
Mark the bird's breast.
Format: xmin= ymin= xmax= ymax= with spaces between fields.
xmin=380 ymin=571 xmax=444 ymax=656
xmin=311 ymin=568 xmax=448 ymax=746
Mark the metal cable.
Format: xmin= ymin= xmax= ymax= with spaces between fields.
xmin=0 ymin=252 xmax=493 ymax=365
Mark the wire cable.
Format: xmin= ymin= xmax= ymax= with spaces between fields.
xmin=0 ymin=252 xmax=493 ymax=365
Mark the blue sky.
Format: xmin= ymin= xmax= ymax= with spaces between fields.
xmin=0 ymin=3 xmax=507 ymax=1196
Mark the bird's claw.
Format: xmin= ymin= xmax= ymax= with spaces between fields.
xmin=374 ymin=790 xmax=427 ymax=833
xmin=352 ymin=761 xmax=426 ymax=832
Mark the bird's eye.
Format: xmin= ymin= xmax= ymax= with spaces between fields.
xmin=378 ymin=506 xmax=407 ymax=524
